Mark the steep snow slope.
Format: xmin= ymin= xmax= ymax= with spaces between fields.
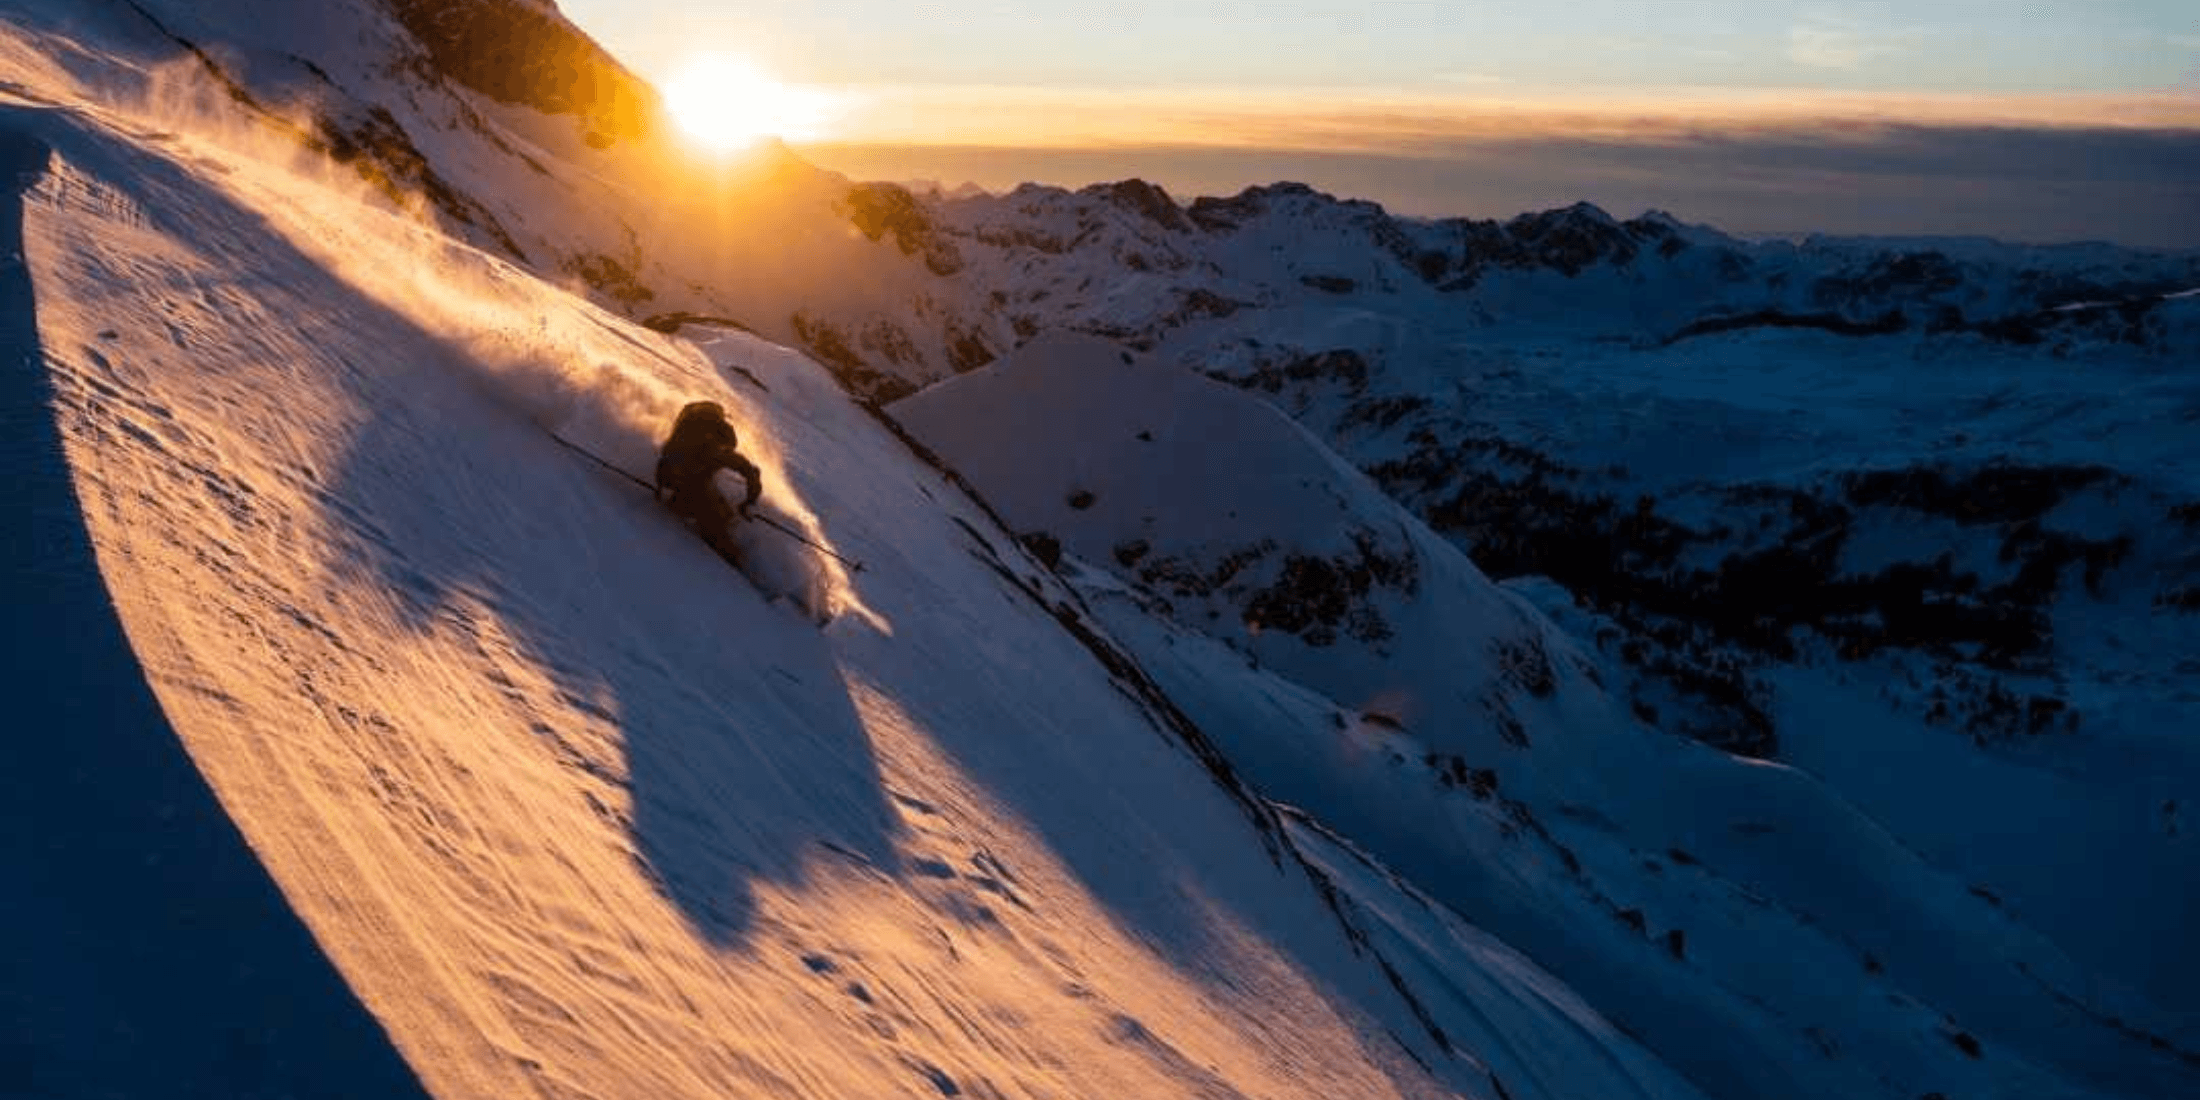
xmin=1 ymin=66 xmax=1732 ymax=1100
xmin=897 ymin=333 xmax=2200 ymax=1100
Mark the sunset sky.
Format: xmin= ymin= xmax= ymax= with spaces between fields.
xmin=559 ymin=1 xmax=2200 ymax=245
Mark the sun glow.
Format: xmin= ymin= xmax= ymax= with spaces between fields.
xmin=663 ymin=56 xmax=834 ymax=151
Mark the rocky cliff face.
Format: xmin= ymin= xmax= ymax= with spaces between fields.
xmin=381 ymin=0 xmax=655 ymax=145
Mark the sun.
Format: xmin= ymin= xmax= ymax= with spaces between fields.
xmin=663 ymin=56 xmax=831 ymax=151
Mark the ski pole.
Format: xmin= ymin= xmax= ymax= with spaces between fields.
xmin=546 ymin=431 xmax=654 ymax=494
xmin=546 ymin=427 xmax=867 ymax=573
xmin=750 ymin=512 xmax=867 ymax=573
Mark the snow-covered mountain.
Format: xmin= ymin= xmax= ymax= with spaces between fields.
xmin=3 ymin=3 xmax=2194 ymax=1100
xmin=877 ymin=177 xmax=2200 ymax=1024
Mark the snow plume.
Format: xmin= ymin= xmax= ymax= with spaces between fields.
xmin=238 ymin=161 xmax=860 ymax=621
xmin=5 ymin=11 xmax=712 ymax=463
xmin=244 ymin=172 xmax=868 ymax=620
xmin=237 ymin=151 xmax=704 ymax=472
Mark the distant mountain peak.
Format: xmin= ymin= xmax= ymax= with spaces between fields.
xmin=1080 ymin=178 xmax=1190 ymax=232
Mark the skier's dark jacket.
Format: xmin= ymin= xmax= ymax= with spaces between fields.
xmin=655 ymin=402 xmax=761 ymax=549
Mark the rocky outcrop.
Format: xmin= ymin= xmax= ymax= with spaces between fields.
xmin=792 ymin=311 xmax=917 ymax=403
xmin=845 ymin=183 xmax=964 ymax=276
xmin=1364 ymin=422 xmax=2145 ymax=754
xmin=1086 ymin=179 xmax=1191 ymax=233
xmin=1422 ymin=204 xmax=1710 ymax=288
xmin=318 ymin=105 xmax=527 ymax=261
xmin=381 ymin=0 xmax=655 ymax=146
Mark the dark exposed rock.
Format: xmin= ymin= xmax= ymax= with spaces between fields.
xmin=1501 ymin=202 xmax=1638 ymax=276
xmin=1087 ymin=179 xmax=1190 ymax=232
xmin=790 ymin=311 xmax=859 ymax=370
xmin=1487 ymin=695 xmax=1531 ymax=748
xmin=564 ymin=251 xmax=652 ymax=308
xmin=944 ymin=321 xmax=995 ymax=373
xmin=318 ymin=106 xmax=527 ymax=262
xmin=1137 ymin=541 xmax=1277 ymax=602
xmin=1337 ymin=394 xmax=1432 ymax=433
xmin=969 ymin=224 xmax=1071 ymax=254
xmin=1167 ymin=289 xmax=1250 ymax=325
xmin=1116 ymin=528 xmax=1415 ymax=651
xmin=1370 ymin=431 xmax=2135 ymax=756
xmin=1240 ymin=530 xmax=1416 ymax=647
xmin=1208 ymin=348 xmax=1370 ymax=398
xmin=791 ymin=311 xmax=915 ymax=403
xmin=1187 ymin=182 xmax=1316 ymax=232
xmin=382 ymin=0 xmax=653 ymax=144
xmin=1942 ymin=293 xmax=2184 ymax=351
xmin=1069 ymin=290 xmax=1251 ymax=352
xmin=1660 ymin=308 xmax=1908 ymax=347
xmin=845 ymin=183 xmax=964 ymax=276
xmin=1492 ymin=637 xmax=1557 ymax=699
xmin=1019 ymin=532 xmax=1062 ymax=571
xmin=860 ymin=319 xmax=921 ymax=367
xmin=1813 ymin=250 xmax=1964 ymax=307
xmin=1842 ymin=462 xmax=2124 ymax=526
xmin=1300 ymin=275 xmax=1358 ymax=294
xmin=640 ymin=312 xmax=752 ymax=335
xmin=1414 ymin=203 xmax=1737 ymax=290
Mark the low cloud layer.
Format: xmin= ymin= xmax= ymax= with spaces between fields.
xmin=799 ymin=91 xmax=2200 ymax=247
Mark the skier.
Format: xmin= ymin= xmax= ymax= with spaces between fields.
xmin=655 ymin=401 xmax=762 ymax=566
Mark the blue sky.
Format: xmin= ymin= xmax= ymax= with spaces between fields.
xmin=562 ymin=1 xmax=2198 ymax=94
xmin=558 ymin=2 xmax=2200 ymax=245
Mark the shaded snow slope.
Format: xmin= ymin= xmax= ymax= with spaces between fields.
xmin=2 ymin=71 xmax=1727 ymax=1100
xmin=897 ymin=332 xmax=2200 ymax=1100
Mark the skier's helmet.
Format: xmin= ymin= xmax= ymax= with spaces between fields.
xmin=674 ymin=401 xmax=734 ymax=446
